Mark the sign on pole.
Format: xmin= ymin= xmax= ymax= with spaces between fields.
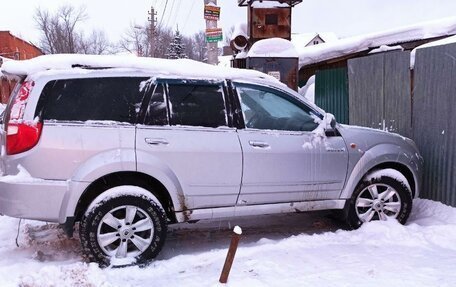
xmin=204 ymin=5 xmax=221 ymax=21
xmin=206 ymin=28 xmax=223 ymax=43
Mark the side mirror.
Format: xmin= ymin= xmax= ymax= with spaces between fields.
xmin=324 ymin=113 xmax=337 ymax=130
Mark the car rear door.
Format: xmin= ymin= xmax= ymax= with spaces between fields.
xmin=5 ymin=76 xmax=143 ymax=180
xmin=232 ymin=82 xmax=348 ymax=205
xmin=136 ymin=79 xmax=242 ymax=210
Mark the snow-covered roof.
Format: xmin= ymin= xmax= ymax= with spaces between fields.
xmin=410 ymin=34 xmax=456 ymax=68
xmin=247 ymin=38 xmax=298 ymax=58
xmin=251 ymin=1 xmax=290 ymax=8
xmin=0 ymin=54 xmax=282 ymax=85
xmin=238 ymin=0 xmax=302 ymax=7
xmin=298 ymin=17 xmax=456 ymax=68
xmin=291 ymin=33 xmax=338 ymax=48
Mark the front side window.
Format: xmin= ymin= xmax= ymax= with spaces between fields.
xmin=36 ymin=77 xmax=149 ymax=123
xmin=236 ymin=85 xmax=319 ymax=132
xmin=167 ymin=83 xmax=227 ymax=128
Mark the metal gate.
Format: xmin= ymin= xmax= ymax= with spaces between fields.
xmin=413 ymin=43 xmax=456 ymax=206
xmin=348 ymin=51 xmax=412 ymax=137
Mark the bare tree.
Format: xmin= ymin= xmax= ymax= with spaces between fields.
xmin=120 ymin=23 xmax=174 ymax=58
xmin=187 ymin=31 xmax=207 ymax=62
xmin=80 ymin=30 xmax=113 ymax=55
xmin=223 ymin=26 xmax=235 ymax=47
xmin=120 ymin=24 xmax=208 ymax=62
xmin=35 ymin=5 xmax=112 ymax=55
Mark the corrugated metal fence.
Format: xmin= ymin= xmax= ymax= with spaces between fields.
xmin=313 ymin=45 xmax=456 ymax=206
xmin=412 ymin=43 xmax=456 ymax=206
xmin=347 ymin=51 xmax=412 ymax=138
xmin=315 ymin=67 xmax=349 ymax=124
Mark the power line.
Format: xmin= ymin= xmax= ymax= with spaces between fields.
xmin=170 ymin=0 xmax=182 ymax=30
xmin=165 ymin=0 xmax=176 ymax=29
xmin=182 ymin=1 xmax=196 ymax=33
xmin=158 ymin=0 xmax=169 ymax=28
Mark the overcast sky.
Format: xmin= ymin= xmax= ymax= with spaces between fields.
xmin=1 ymin=0 xmax=456 ymax=46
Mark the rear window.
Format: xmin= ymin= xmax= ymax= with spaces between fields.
xmin=35 ymin=77 xmax=149 ymax=124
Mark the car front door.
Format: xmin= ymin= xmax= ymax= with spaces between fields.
xmin=136 ymin=79 xmax=242 ymax=210
xmin=233 ymin=82 xmax=348 ymax=206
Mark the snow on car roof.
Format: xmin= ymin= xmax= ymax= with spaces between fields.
xmin=1 ymin=54 xmax=281 ymax=85
xmin=298 ymin=17 xmax=456 ymax=68
xmin=0 ymin=56 xmax=11 ymax=78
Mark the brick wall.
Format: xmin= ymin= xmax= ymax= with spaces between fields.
xmin=0 ymin=31 xmax=42 ymax=60
xmin=0 ymin=31 xmax=42 ymax=103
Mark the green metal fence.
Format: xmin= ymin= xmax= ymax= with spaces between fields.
xmin=315 ymin=67 xmax=349 ymax=124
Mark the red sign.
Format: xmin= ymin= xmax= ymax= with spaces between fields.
xmin=204 ymin=5 xmax=221 ymax=21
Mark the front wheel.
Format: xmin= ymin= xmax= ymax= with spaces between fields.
xmin=79 ymin=186 xmax=167 ymax=267
xmin=345 ymin=171 xmax=412 ymax=229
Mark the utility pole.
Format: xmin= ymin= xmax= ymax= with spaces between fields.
xmin=148 ymin=6 xmax=157 ymax=57
xmin=205 ymin=0 xmax=218 ymax=65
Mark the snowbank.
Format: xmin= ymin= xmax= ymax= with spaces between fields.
xmin=247 ymin=38 xmax=298 ymax=58
xmin=0 ymin=199 xmax=454 ymax=286
xmin=298 ymin=17 xmax=456 ymax=68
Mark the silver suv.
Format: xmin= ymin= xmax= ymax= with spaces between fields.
xmin=0 ymin=55 xmax=422 ymax=266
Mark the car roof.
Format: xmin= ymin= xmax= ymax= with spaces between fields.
xmin=1 ymin=54 xmax=284 ymax=87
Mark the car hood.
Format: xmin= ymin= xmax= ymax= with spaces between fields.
xmin=337 ymin=124 xmax=420 ymax=155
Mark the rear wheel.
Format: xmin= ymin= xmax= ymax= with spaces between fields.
xmin=79 ymin=186 xmax=167 ymax=267
xmin=346 ymin=172 xmax=412 ymax=229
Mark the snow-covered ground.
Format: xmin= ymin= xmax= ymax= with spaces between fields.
xmin=0 ymin=199 xmax=455 ymax=286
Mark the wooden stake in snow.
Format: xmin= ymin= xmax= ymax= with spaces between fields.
xmin=219 ymin=226 xmax=242 ymax=284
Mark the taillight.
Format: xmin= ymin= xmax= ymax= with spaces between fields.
xmin=5 ymin=81 xmax=43 ymax=155
xmin=6 ymin=122 xmax=43 ymax=155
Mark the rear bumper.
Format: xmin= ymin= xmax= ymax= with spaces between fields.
xmin=0 ymin=179 xmax=68 ymax=223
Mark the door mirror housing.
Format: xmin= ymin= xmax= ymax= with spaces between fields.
xmin=324 ymin=113 xmax=337 ymax=130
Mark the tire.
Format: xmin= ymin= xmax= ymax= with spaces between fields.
xmin=79 ymin=186 xmax=167 ymax=267
xmin=345 ymin=172 xmax=412 ymax=229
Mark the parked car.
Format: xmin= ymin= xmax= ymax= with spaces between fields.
xmin=0 ymin=55 xmax=422 ymax=266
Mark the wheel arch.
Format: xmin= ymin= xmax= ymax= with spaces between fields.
xmin=341 ymin=148 xmax=420 ymax=200
xmin=73 ymin=171 xmax=178 ymax=224
xmin=361 ymin=162 xmax=416 ymax=198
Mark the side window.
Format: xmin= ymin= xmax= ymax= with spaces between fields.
xmin=167 ymin=83 xmax=227 ymax=128
xmin=143 ymin=83 xmax=168 ymax=126
xmin=36 ymin=77 xmax=149 ymax=124
xmin=237 ymin=85 xmax=319 ymax=132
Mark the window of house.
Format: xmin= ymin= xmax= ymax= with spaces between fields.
xmin=167 ymin=83 xmax=227 ymax=128
xmin=265 ymin=14 xmax=278 ymax=25
xmin=36 ymin=77 xmax=148 ymax=124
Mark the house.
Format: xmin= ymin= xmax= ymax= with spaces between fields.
xmin=0 ymin=56 xmax=14 ymax=103
xmin=291 ymin=32 xmax=338 ymax=48
xmin=0 ymin=31 xmax=43 ymax=103
xmin=0 ymin=31 xmax=42 ymax=60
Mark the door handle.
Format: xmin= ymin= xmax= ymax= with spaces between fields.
xmin=145 ymin=138 xmax=169 ymax=145
xmin=249 ymin=140 xmax=270 ymax=148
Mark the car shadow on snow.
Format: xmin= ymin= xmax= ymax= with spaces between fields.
xmin=158 ymin=211 xmax=346 ymax=260
xmin=20 ymin=211 xmax=346 ymax=263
